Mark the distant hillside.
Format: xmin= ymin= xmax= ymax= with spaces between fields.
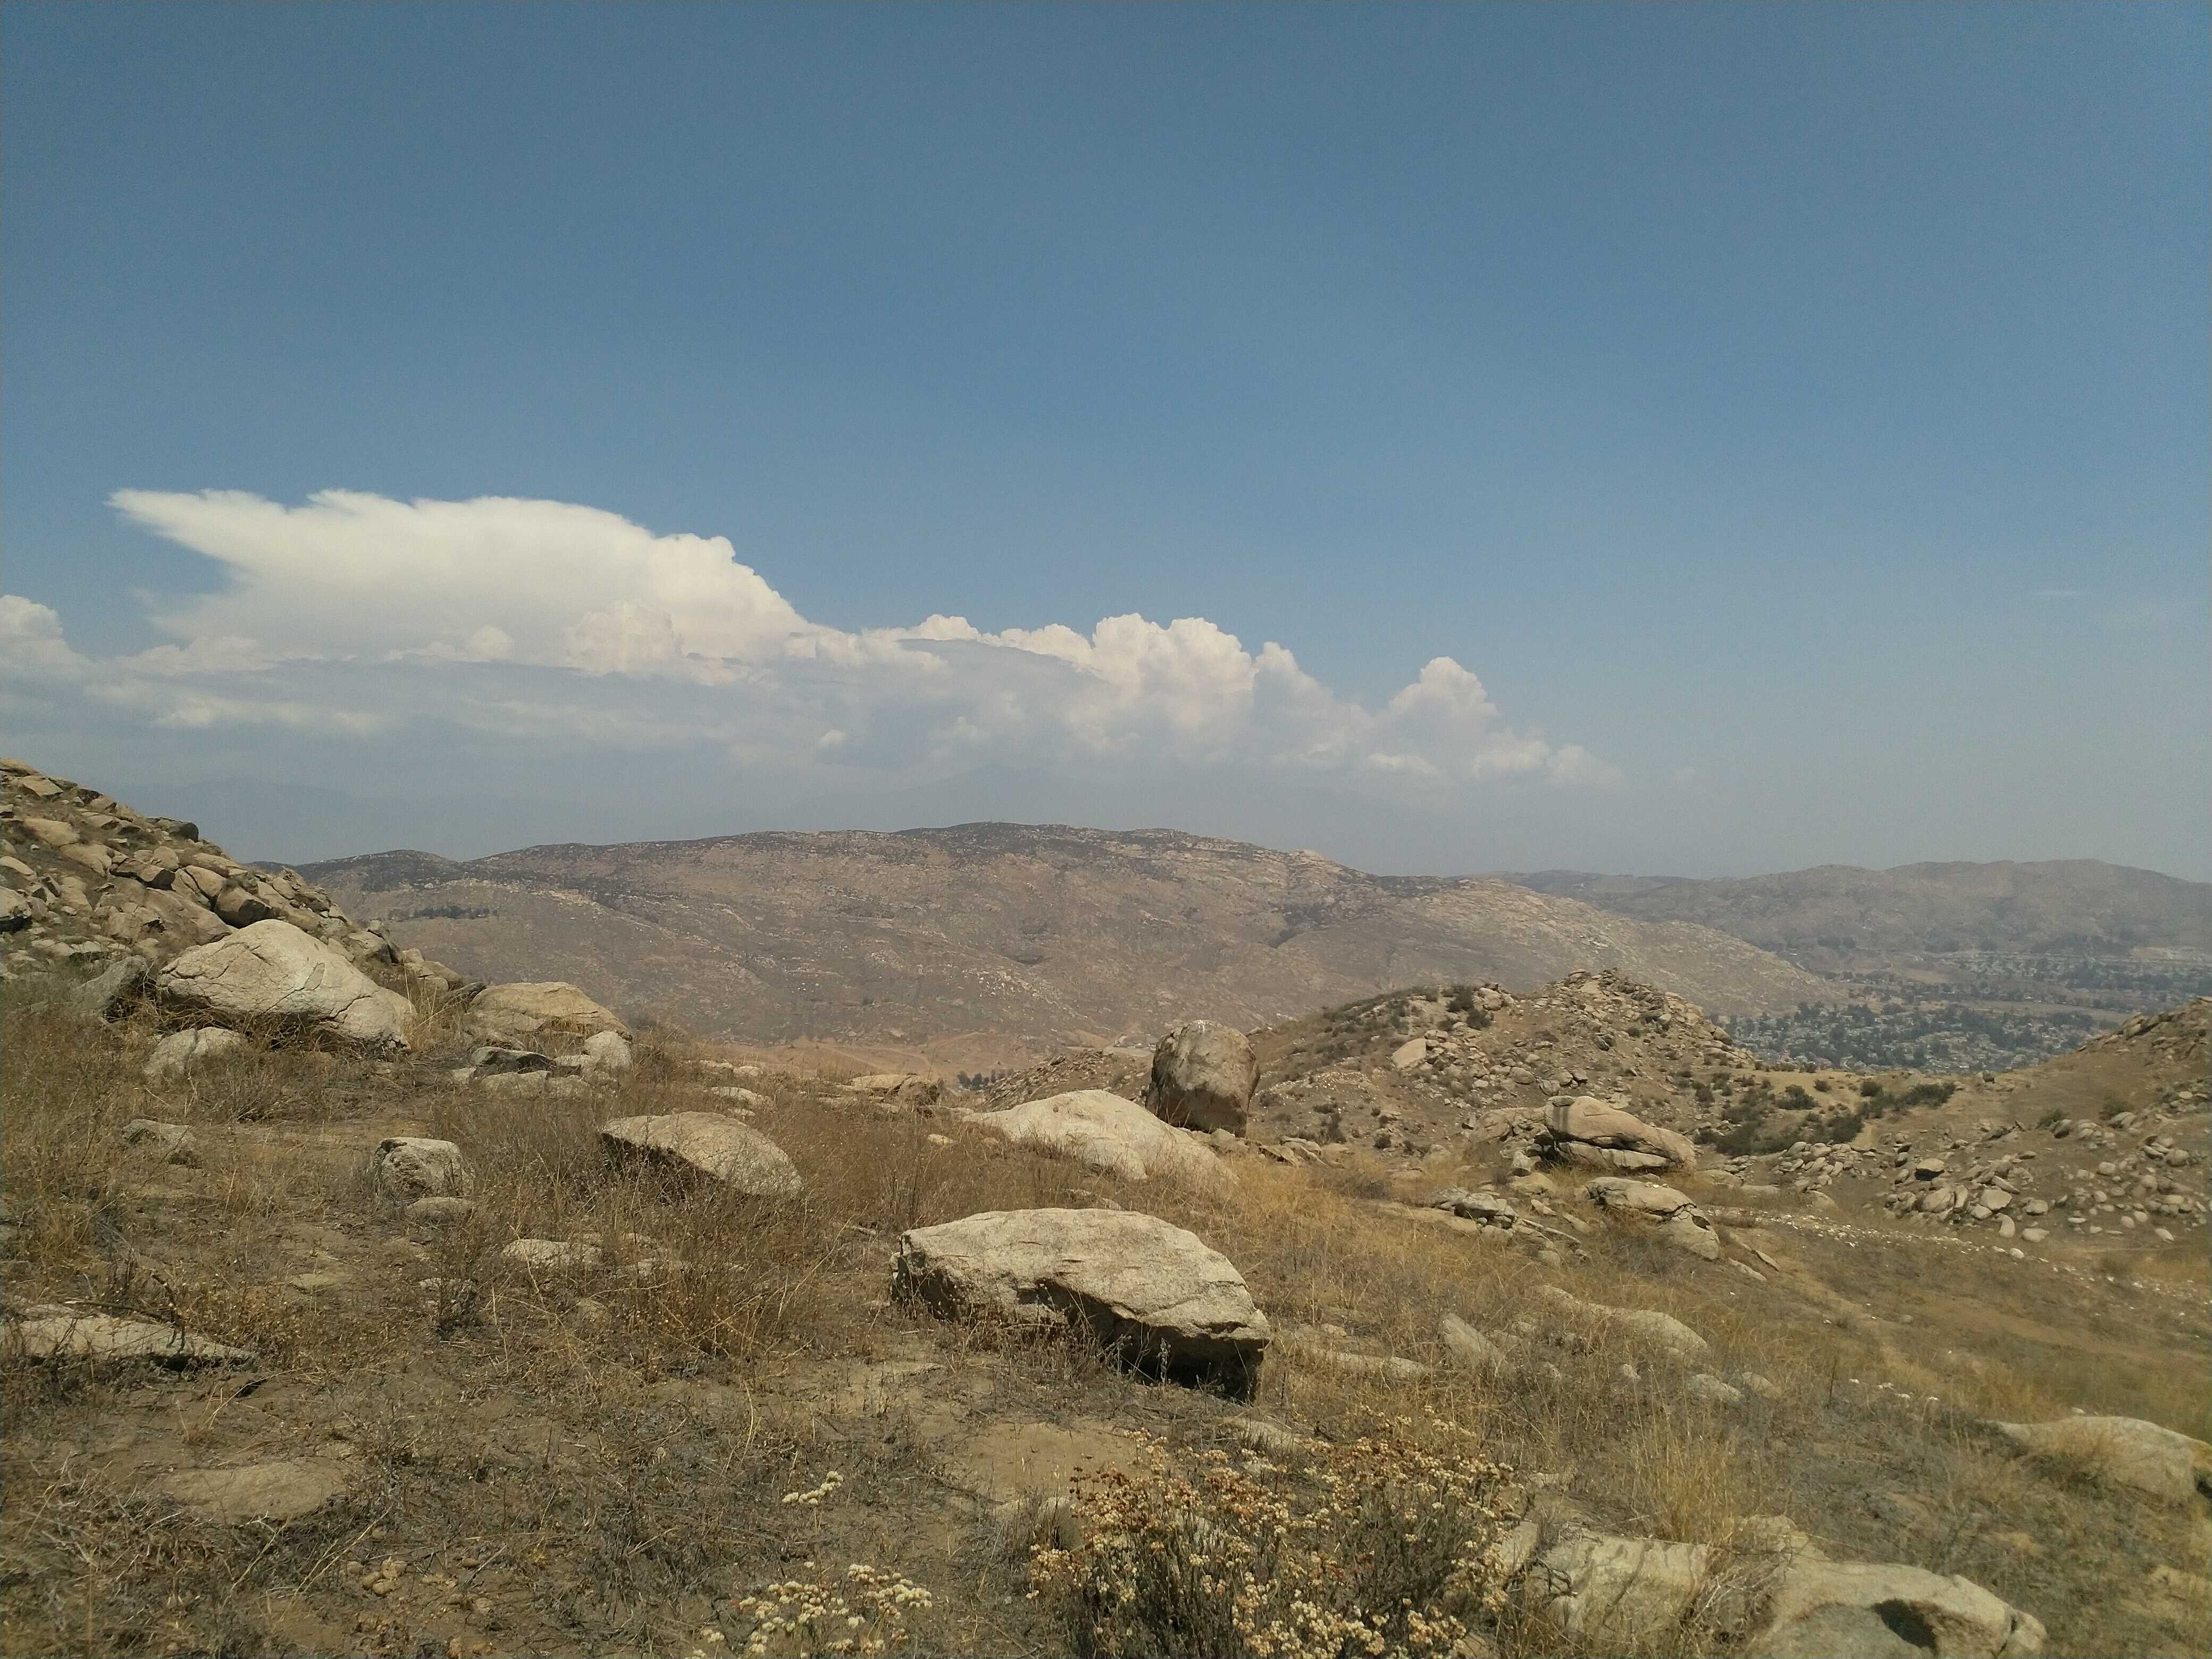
xmin=298 ymin=823 xmax=1838 ymax=1046
xmin=1504 ymin=860 xmax=2212 ymax=963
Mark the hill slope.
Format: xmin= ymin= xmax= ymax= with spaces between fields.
xmin=297 ymin=823 xmax=1838 ymax=1046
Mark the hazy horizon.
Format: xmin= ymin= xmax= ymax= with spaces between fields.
xmin=5 ymin=7 xmax=2205 ymax=879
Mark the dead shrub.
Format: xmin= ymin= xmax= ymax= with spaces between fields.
xmin=1030 ymin=1421 xmax=1516 ymax=1659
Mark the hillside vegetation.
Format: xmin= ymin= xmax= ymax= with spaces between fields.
xmin=5 ymin=761 xmax=2209 ymax=1659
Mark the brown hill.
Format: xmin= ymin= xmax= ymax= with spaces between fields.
xmin=296 ymin=824 xmax=1838 ymax=1049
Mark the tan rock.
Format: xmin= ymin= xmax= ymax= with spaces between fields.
xmin=157 ymin=920 xmax=412 ymax=1049
xmin=163 ymin=1459 xmax=347 ymax=1522
xmin=462 ymin=981 xmax=626 ymax=1045
xmin=1992 ymin=1415 xmax=2212 ymax=1507
xmin=894 ymin=1206 xmax=1267 ymax=1391
xmin=1143 ymin=1020 xmax=1256 ymax=1135
xmin=600 ymin=1111 xmax=801 ymax=1196
xmin=969 ymin=1089 xmax=1228 ymax=1187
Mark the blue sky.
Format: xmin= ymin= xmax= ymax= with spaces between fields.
xmin=3 ymin=3 xmax=2205 ymax=877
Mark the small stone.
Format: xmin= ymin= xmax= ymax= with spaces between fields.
xmin=121 ymin=1118 xmax=201 ymax=1167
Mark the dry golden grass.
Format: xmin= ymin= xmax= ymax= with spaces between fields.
xmin=5 ymin=990 xmax=2208 ymax=1658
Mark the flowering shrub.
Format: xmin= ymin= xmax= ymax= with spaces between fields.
xmin=728 ymin=1563 xmax=936 ymax=1657
xmin=1029 ymin=1421 xmax=1517 ymax=1658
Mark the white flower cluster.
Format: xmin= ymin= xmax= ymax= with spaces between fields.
xmin=780 ymin=1470 xmax=844 ymax=1506
xmin=730 ymin=1563 xmax=935 ymax=1657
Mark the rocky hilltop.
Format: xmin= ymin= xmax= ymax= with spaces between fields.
xmin=0 ymin=757 xmax=468 ymax=1003
xmin=296 ymin=823 xmax=1837 ymax=1049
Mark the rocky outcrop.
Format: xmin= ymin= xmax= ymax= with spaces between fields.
xmin=1532 ymin=1283 xmax=1709 ymax=1363
xmin=1583 ymin=1177 xmax=1721 ymax=1260
xmin=460 ymin=982 xmax=625 ymax=1046
xmin=1531 ymin=1521 xmax=2046 ymax=1657
xmin=157 ymin=920 xmax=413 ymax=1049
xmin=968 ymin=1089 xmax=1228 ymax=1187
xmin=1541 ymin=1095 xmax=1698 ymax=1172
xmin=1991 ymin=1415 xmax=2212 ymax=1507
xmin=0 ymin=762 xmax=470 ymax=1002
xmin=600 ymin=1111 xmax=801 ymax=1197
xmin=893 ymin=1207 xmax=1268 ymax=1391
xmin=1144 ymin=1020 xmax=1257 ymax=1135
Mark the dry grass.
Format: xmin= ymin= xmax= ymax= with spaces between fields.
xmin=5 ymin=993 xmax=2209 ymax=1658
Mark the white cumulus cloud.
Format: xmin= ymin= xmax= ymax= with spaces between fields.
xmin=2 ymin=489 xmax=1614 ymax=797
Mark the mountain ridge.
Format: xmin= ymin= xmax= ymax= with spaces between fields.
xmin=296 ymin=820 xmax=1841 ymax=1046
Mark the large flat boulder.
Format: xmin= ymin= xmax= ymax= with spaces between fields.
xmin=3 ymin=1305 xmax=254 ymax=1367
xmin=1753 ymin=1558 xmax=2047 ymax=1656
xmin=1992 ymin=1415 xmax=2212 ymax=1507
xmin=1583 ymin=1177 xmax=1721 ymax=1260
xmin=1532 ymin=1284 xmax=1709 ymax=1363
xmin=1544 ymin=1096 xmax=1698 ymax=1171
xmin=894 ymin=1207 xmax=1268 ymax=1392
xmin=462 ymin=982 xmax=625 ymax=1046
xmin=156 ymin=920 xmax=412 ymax=1049
xmin=1143 ymin=1020 xmax=1256 ymax=1135
xmin=1534 ymin=1526 xmax=2045 ymax=1657
xmin=969 ymin=1090 xmax=1228 ymax=1188
xmin=600 ymin=1111 xmax=801 ymax=1197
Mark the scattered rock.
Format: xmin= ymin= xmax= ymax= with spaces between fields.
xmin=1438 ymin=1312 xmax=1513 ymax=1380
xmin=969 ymin=1089 xmax=1229 ymax=1187
xmin=461 ymin=981 xmax=626 ymax=1046
xmin=1143 ymin=1020 xmax=1257 ymax=1135
xmin=1532 ymin=1284 xmax=1708 ymax=1363
xmin=157 ymin=920 xmax=412 ymax=1049
xmin=2 ymin=1304 xmax=254 ymax=1367
xmin=1582 ymin=1177 xmax=1721 ymax=1260
xmin=600 ymin=1111 xmax=802 ymax=1197
xmin=1686 ymin=1372 xmax=1744 ymax=1407
xmin=121 ymin=1118 xmax=201 ymax=1167
xmin=893 ymin=1206 xmax=1268 ymax=1392
xmin=372 ymin=1137 xmax=474 ymax=1204
xmin=161 ymin=1459 xmax=347 ymax=1523
xmin=70 ymin=956 xmax=152 ymax=1021
xmin=1991 ymin=1415 xmax=2212 ymax=1507
xmin=143 ymin=1026 xmax=248 ymax=1082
